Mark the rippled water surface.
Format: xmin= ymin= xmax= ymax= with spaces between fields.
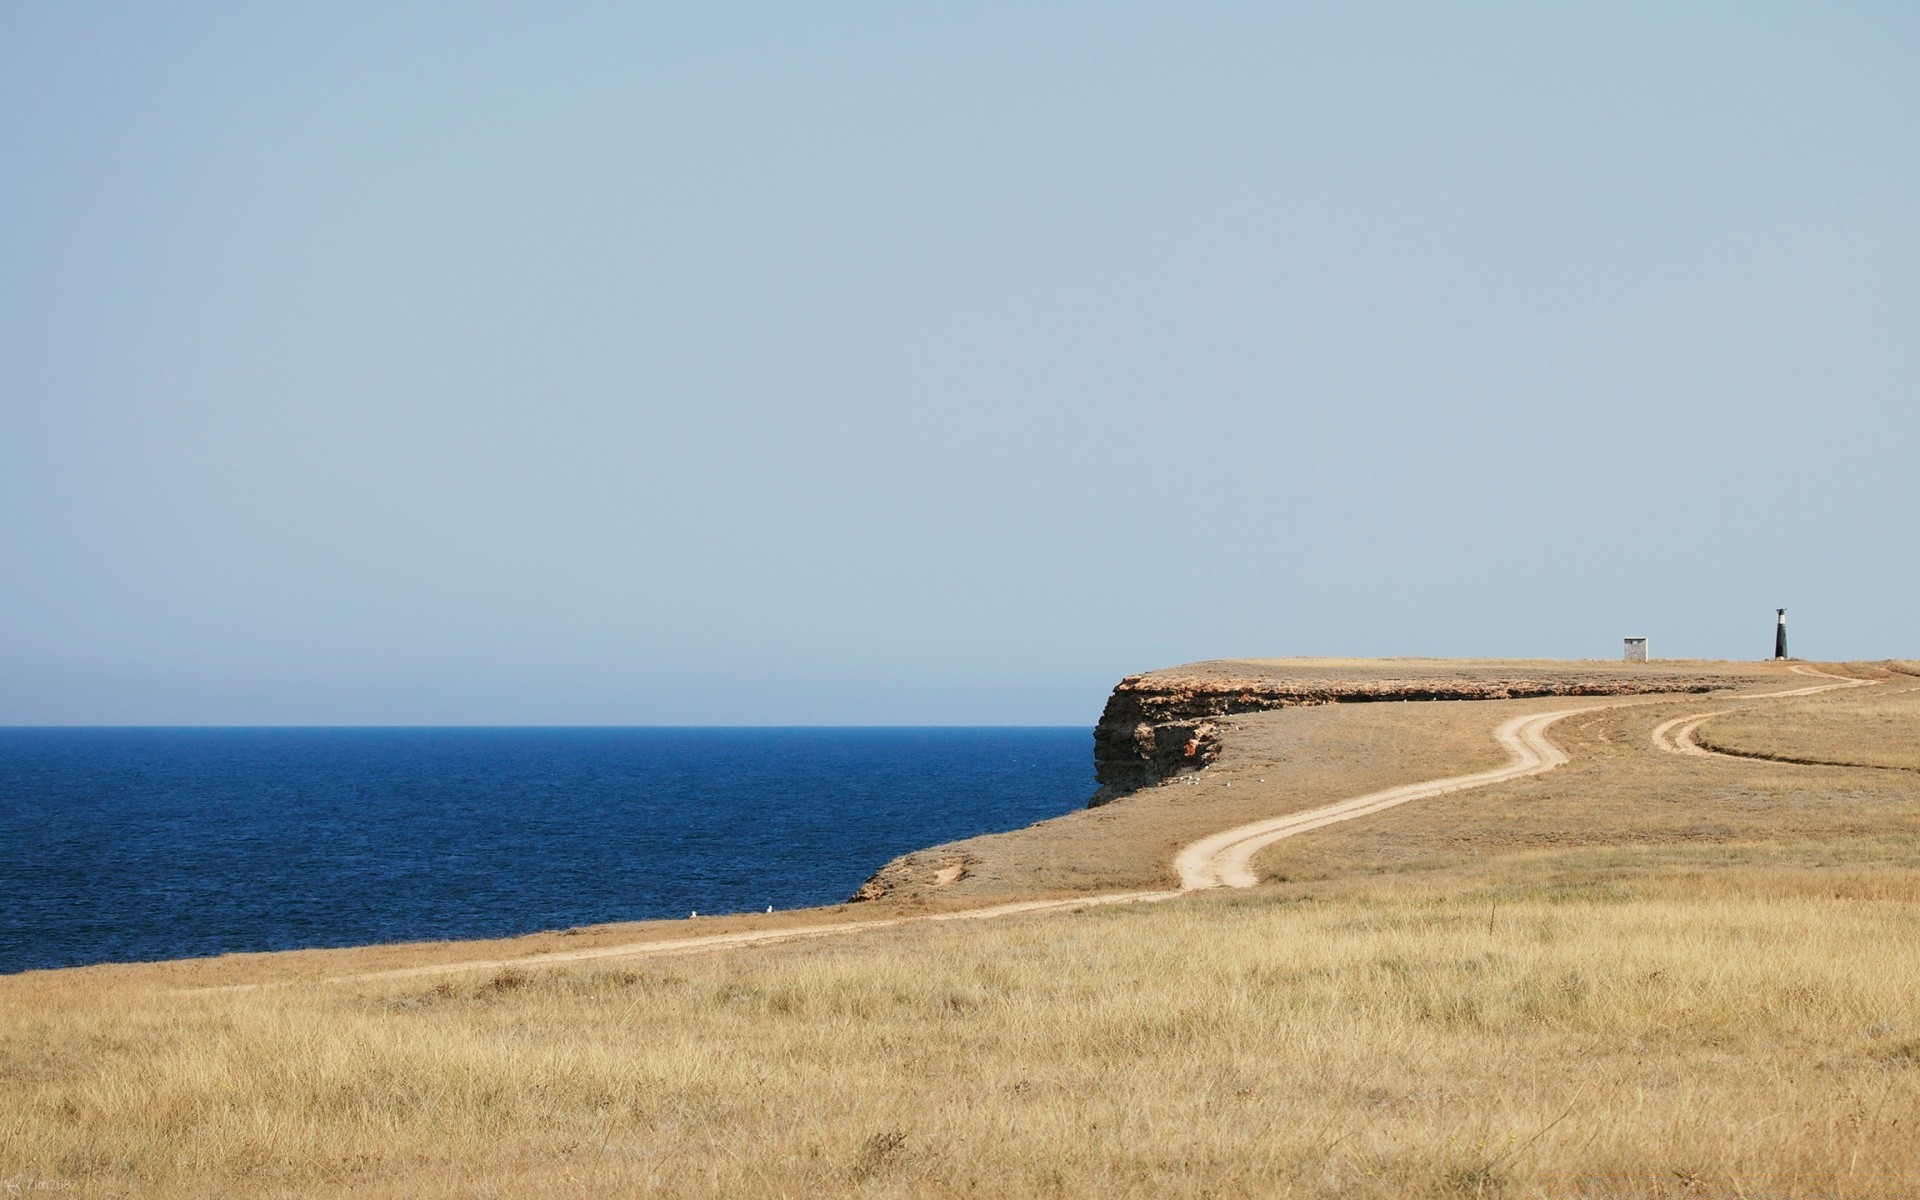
xmin=0 ymin=727 xmax=1091 ymax=973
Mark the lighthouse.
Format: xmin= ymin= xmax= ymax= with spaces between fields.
xmin=1774 ymin=609 xmax=1788 ymax=660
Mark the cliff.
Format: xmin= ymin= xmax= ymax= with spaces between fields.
xmin=848 ymin=658 xmax=1763 ymax=901
xmin=1088 ymin=661 xmax=1745 ymax=805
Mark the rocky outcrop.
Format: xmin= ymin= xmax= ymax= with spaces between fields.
xmin=1088 ymin=668 xmax=1737 ymax=805
xmin=848 ymin=852 xmax=977 ymax=904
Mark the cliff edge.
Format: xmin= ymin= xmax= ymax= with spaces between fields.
xmin=848 ymin=657 xmax=1772 ymax=902
xmin=1088 ymin=659 xmax=1751 ymax=805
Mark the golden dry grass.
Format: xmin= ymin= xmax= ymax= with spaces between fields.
xmin=1695 ymin=683 xmax=1920 ymax=772
xmin=1247 ymin=692 xmax=1920 ymax=888
xmin=4 ymin=659 xmax=1918 ymax=1197
xmin=6 ymin=854 xmax=1919 ymax=1198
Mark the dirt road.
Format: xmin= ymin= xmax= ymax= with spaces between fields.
xmin=1172 ymin=706 xmax=1584 ymax=889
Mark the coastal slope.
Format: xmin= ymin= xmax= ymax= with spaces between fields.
xmin=848 ymin=658 xmax=1785 ymax=904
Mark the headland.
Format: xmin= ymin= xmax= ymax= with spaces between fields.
xmin=6 ymin=656 xmax=1919 ymax=1196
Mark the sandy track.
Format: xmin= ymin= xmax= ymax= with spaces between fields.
xmin=209 ymin=670 xmax=1867 ymax=989
xmin=1171 ymin=707 xmax=1585 ymax=889
xmin=328 ymin=887 xmax=1179 ymax=986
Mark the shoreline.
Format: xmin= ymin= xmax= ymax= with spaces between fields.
xmin=3 ymin=657 xmax=1870 ymax=988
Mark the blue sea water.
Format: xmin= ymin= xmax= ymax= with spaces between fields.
xmin=0 ymin=727 xmax=1093 ymax=974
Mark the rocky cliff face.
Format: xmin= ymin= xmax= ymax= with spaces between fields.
xmin=1088 ymin=668 xmax=1734 ymax=805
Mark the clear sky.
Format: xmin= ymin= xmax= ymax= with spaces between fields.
xmin=2 ymin=4 xmax=1915 ymax=725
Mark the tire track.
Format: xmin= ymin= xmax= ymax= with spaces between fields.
xmin=1172 ymin=706 xmax=1588 ymax=889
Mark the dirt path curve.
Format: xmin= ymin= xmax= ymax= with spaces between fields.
xmin=1172 ymin=707 xmax=1585 ymax=889
xmin=1650 ymin=666 xmax=1878 ymax=759
xmin=240 ymin=672 xmax=1861 ymax=989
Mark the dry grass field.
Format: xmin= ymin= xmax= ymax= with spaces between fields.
xmin=4 ymin=659 xmax=1918 ymax=1197
xmin=1694 ymin=682 xmax=1920 ymax=772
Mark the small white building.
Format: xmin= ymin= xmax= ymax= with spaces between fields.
xmin=1623 ymin=637 xmax=1648 ymax=663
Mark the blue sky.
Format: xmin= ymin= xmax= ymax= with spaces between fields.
xmin=2 ymin=4 xmax=1915 ymax=724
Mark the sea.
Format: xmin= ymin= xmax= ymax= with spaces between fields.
xmin=0 ymin=727 xmax=1093 ymax=974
